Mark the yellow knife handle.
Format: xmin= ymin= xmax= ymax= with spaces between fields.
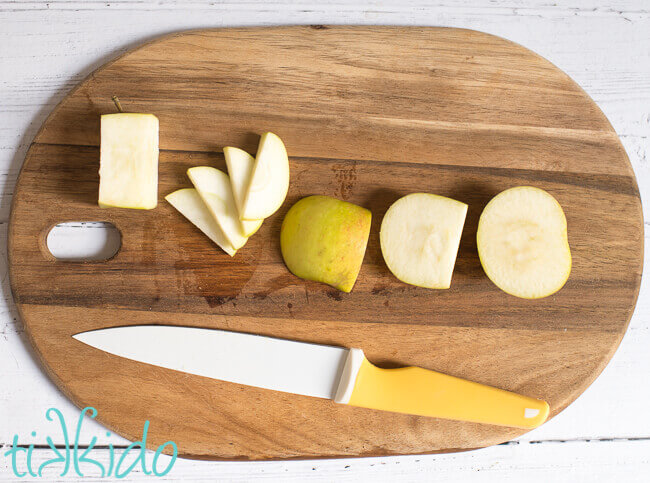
xmin=334 ymin=349 xmax=549 ymax=429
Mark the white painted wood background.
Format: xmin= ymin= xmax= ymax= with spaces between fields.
xmin=1 ymin=0 xmax=649 ymax=481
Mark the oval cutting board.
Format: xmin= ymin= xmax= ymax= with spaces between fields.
xmin=9 ymin=27 xmax=643 ymax=460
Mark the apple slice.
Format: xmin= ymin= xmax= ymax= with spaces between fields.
xmin=380 ymin=193 xmax=467 ymax=289
xmin=223 ymin=147 xmax=264 ymax=236
xmin=187 ymin=167 xmax=248 ymax=250
xmin=477 ymin=186 xmax=571 ymax=299
xmin=241 ymin=132 xmax=290 ymax=220
xmin=281 ymin=195 xmax=371 ymax=292
xmin=165 ymin=189 xmax=236 ymax=256
xmin=99 ymin=113 xmax=159 ymax=209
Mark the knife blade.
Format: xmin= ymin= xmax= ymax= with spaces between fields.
xmin=73 ymin=325 xmax=549 ymax=428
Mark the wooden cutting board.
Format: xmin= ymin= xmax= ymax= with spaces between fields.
xmin=9 ymin=26 xmax=643 ymax=460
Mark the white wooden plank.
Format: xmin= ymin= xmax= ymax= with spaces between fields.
xmin=0 ymin=1 xmax=649 ymax=480
xmin=0 ymin=0 xmax=648 ymax=445
xmin=46 ymin=222 xmax=121 ymax=260
xmin=1 ymin=439 xmax=649 ymax=482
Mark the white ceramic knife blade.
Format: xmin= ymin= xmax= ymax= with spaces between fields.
xmin=73 ymin=325 xmax=349 ymax=400
xmin=73 ymin=325 xmax=550 ymax=428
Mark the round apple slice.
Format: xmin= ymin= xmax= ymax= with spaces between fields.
xmin=224 ymin=147 xmax=264 ymax=236
xmin=380 ymin=193 xmax=468 ymax=289
xmin=241 ymin=132 xmax=290 ymax=220
xmin=477 ymin=186 xmax=571 ymax=299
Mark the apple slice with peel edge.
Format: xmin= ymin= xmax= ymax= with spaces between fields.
xmin=165 ymin=189 xmax=237 ymax=256
xmin=187 ymin=167 xmax=248 ymax=250
xmin=477 ymin=186 xmax=571 ymax=299
xmin=241 ymin=132 xmax=290 ymax=220
xmin=223 ymin=147 xmax=264 ymax=236
xmin=380 ymin=193 xmax=467 ymax=289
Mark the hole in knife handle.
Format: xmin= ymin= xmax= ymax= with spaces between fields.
xmin=46 ymin=222 xmax=121 ymax=261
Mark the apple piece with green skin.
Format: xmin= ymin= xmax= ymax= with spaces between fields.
xmin=477 ymin=186 xmax=571 ymax=299
xmin=241 ymin=132 xmax=290 ymax=220
xmin=281 ymin=195 xmax=371 ymax=293
xmin=165 ymin=188 xmax=237 ymax=256
xmin=223 ymin=146 xmax=264 ymax=236
xmin=380 ymin=193 xmax=467 ymax=289
xmin=187 ymin=166 xmax=248 ymax=250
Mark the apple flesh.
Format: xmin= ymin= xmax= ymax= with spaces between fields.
xmin=165 ymin=188 xmax=236 ymax=256
xmin=477 ymin=186 xmax=571 ymax=299
xmin=380 ymin=193 xmax=467 ymax=289
xmin=280 ymin=195 xmax=371 ymax=293
xmin=223 ymin=146 xmax=264 ymax=236
xmin=99 ymin=113 xmax=159 ymax=209
xmin=241 ymin=132 xmax=290 ymax=220
xmin=187 ymin=166 xmax=248 ymax=250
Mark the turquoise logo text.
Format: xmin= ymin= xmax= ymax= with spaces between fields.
xmin=4 ymin=407 xmax=177 ymax=478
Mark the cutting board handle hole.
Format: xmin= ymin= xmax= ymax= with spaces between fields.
xmin=45 ymin=222 xmax=121 ymax=262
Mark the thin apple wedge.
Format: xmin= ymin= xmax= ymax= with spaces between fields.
xmin=223 ymin=146 xmax=264 ymax=236
xmin=187 ymin=166 xmax=248 ymax=250
xmin=165 ymin=188 xmax=237 ymax=256
xmin=477 ymin=186 xmax=571 ymax=299
xmin=380 ymin=193 xmax=467 ymax=289
xmin=241 ymin=132 xmax=290 ymax=220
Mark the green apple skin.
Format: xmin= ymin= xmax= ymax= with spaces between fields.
xmin=280 ymin=195 xmax=372 ymax=293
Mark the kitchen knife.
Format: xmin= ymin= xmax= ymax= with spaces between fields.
xmin=73 ymin=325 xmax=549 ymax=428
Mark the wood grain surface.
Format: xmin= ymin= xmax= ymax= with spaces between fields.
xmin=8 ymin=26 xmax=643 ymax=460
